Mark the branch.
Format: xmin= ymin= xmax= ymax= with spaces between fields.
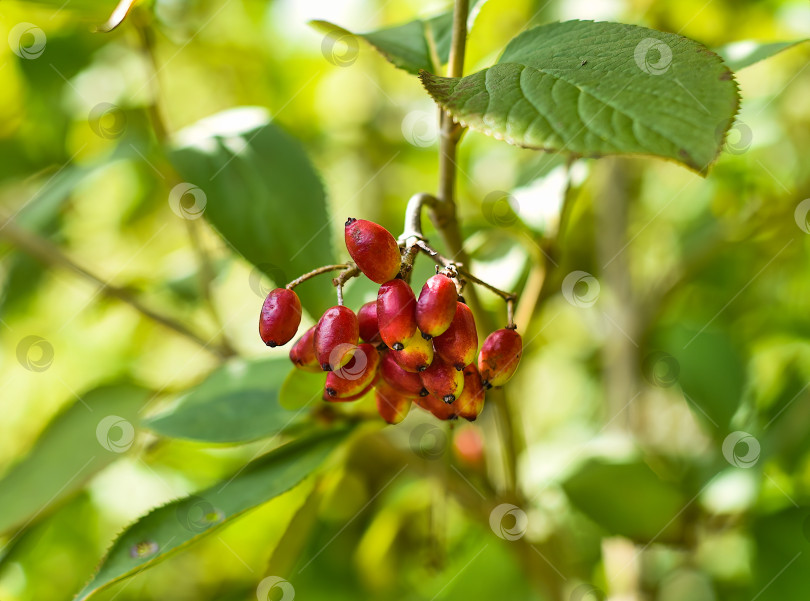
xmin=285 ymin=264 xmax=350 ymax=290
xmin=0 ymin=217 xmax=235 ymax=360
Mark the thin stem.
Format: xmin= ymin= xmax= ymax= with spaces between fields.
xmin=447 ymin=0 xmax=469 ymax=79
xmin=0 ymin=217 xmax=234 ymax=359
xmin=133 ymin=10 xmax=168 ymax=144
xmin=286 ymin=264 xmax=349 ymax=290
xmin=332 ymin=263 xmax=361 ymax=307
xmin=432 ymin=0 xmax=470 ymax=268
xmin=399 ymin=193 xmax=438 ymax=242
xmin=415 ymin=240 xmax=516 ymax=309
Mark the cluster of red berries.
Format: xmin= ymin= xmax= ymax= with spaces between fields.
xmin=259 ymin=218 xmax=522 ymax=424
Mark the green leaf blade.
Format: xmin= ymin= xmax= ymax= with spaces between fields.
xmin=562 ymin=459 xmax=686 ymax=542
xmin=75 ymin=426 xmax=353 ymax=601
xmin=716 ymin=39 xmax=808 ymax=71
xmin=169 ymin=107 xmax=335 ymax=318
xmin=420 ymin=20 xmax=740 ymax=172
xmin=144 ymin=359 xmax=311 ymax=444
xmin=0 ymin=384 xmax=149 ymax=536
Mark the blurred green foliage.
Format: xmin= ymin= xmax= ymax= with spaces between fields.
xmin=1 ymin=0 xmax=810 ymax=600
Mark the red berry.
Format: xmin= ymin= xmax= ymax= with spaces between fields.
xmin=358 ymin=301 xmax=382 ymax=345
xmin=323 ymin=381 xmax=374 ymax=402
xmin=416 ymin=274 xmax=457 ymax=338
xmin=345 ymin=218 xmax=401 ymax=284
xmin=374 ymin=380 xmax=413 ymax=424
xmin=314 ymin=306 xmax=359 ymax=371
xmin=390 ymin=331 xmax=434 ymax=373
xmin=289 ymin=326 xmax=319 ymax=372
xmin=453 ymin=427 xmax=484 ymax=465
xmin=454 ymin=364 xmax=485 ymax=421
xmin=380 ymin=351 xmax=428 ymax=397
xmin=414 ymin=393 xmax=456 ymax=420
xmin=478 ymin=328 xmax=523 ymax=387
xmin=259 ymin=288 xmax=301 ymax=347
xmin=377 ymin=279 xmax=417 ymax=349
xmin=420 ymin=356 xmax=464 ymax=403
xmin=433 ymin=301 xmax=478 ymax=370
xmin=325 ymin=343 xmax=380 ymax=399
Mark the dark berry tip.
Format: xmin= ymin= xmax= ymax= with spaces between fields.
xmin=482 ymin=381 xmax=493 ymax=390
xmin=448 ymin=415 xmax=459 ymax=420
xmin=392 ymin=343 xmax=405 ymax=351
xmin=345 ymin=217 xmax=357 ymax=226
xmin=454 ymin=364 xmax=464 ymax=371
xmin=417 ymin=365 xmax=427 ymax=372
xmin=321 ymin=363 xmax=332 ymax=371
xmin=266 ymin=341 xmax=277 ymax=348
xmin=465 ymin=416 xmax=477 ymax=422
xmin=443 ymin=394 xmax=455 ymax=404
xmin=419 ymin=388 xmax=429 ymax=397
xmin=421 ymin=332 xmax=432 ymax=340
xmin=325 ymin=388 xmax=336 ymax=397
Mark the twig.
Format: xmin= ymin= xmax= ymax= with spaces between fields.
xmin=286 ymin=264 xmax=350 ymax=289
xmin=0 ymin=217 xmax=234 ymax=359
xmin=414 ymin=240 xmax=516 ymax=326
xmin=331 ymin=263 xmax=361 ymax=306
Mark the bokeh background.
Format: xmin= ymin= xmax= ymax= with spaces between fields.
xmin=1 ymin=0 xmax=810 ymax=600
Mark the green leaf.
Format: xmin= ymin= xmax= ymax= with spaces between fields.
xmin=310 ymin=0 xmax=485 ymax=75
xmin=74 ymin=427 xmax=353 ymax=601
xmin=420 ymin=20 xmax=740 ymax=173
xmin=562 ymin=459 xmax=686 ymax=542
xmin=715 ymin=39 xmax=808 ymax=71
xmin=169 ymin=107 xmax=335 ymax=318
xmin=751 ymin=508 xmax=810 ymax=601
xmin=656 ymin=326 xmax=746 ymax=430
xmin=279 ymin=365 xmax=326 ymax=411
xmin=145 ymin=358 xmax=312 ymax=444
xmin=0 ymin=384 xmax=149 ymax=536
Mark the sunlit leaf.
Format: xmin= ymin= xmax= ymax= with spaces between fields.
xmin=309 ymin=0 xmax=486 ymax=75
xmin=0 ymin=384 xmax=149 ymax=536
xmin=145 ymin=358 xmax=312 ymax=443
xmin=562 ymin=459 xmax=686 ymax=542
xmin=74 ymin=426 xmax=354 ymax=600
xmin=716 ymin=39 xmax=808 ymax=71
xmin=169 ymin=107 xmax=335 ymax=318
xmin=656 ymin=326 xmax=746 ymax=430
xmin=420 ymin=20 xmax=740 ymax=173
